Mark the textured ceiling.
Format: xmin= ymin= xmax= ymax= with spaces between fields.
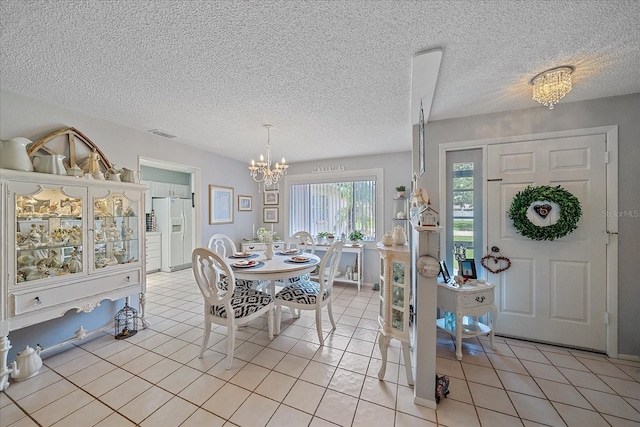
xmin=1 ymin=0 xmax=639 ymax=163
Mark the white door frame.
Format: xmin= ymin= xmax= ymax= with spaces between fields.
xmin=438 ymin=125 xmax=618 ymax=357
xmin=137 ymin=156 xmax=202 ymax=248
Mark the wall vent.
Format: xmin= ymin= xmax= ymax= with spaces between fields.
xmin=147 ymin=129 xmax=177 ymax=139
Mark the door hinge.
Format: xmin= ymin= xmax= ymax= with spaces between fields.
xmin=604 ymin=312 xmax=610 ymax=325
xmin=604 ymin=151 xmax=610 ymax=164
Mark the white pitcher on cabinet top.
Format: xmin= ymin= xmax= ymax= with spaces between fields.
xmin=121 ymin=167 xmax=143 ymax=183
xmin=0 ymin=137 xmax=34 ymax=171
xmin=33 ymin=154 xmax=66 ymax=175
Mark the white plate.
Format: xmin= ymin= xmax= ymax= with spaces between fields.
xmin=281 ymin=249 xmax=299 ymax=254
xmin=233 ymin=252 xmax=251 ymax=258
xmin=289 ymin=256 xmax=310 ymax=263
xmin=234 ymin=260 xmax=258 ymax=268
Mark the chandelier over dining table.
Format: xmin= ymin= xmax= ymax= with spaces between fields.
xmin=249 ymin=124 xmax=289 ymax=189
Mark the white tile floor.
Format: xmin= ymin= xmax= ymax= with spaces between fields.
xmin=2 ymin=269 xmax=639 ymax=426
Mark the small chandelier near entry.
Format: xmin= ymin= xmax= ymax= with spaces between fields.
xmin=531 ymin=66 xmax=574 ymax=109
xmin=249 ymin=124 xmax=289 ymax=189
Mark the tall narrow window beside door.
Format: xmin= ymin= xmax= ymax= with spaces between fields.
xmin=446 ymin=149 xmax=483 ymax=276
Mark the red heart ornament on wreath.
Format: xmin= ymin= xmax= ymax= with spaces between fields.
xmin=481 ymin=254 xmax=512 ymax=274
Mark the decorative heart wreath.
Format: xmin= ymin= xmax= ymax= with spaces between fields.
xmin=508 ymin=185 xmax=582 ymax=241
xmin=481 ymin=254 xmax=512 ymax=274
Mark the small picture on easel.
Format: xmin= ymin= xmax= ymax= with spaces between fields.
xmin=439 ymin=260 xmax=451 ymax=283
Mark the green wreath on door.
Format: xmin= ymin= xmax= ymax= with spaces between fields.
xmin=507 ymin=185 xmax=582 ymax=241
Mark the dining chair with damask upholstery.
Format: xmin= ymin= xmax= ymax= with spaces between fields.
xmin=275 ymin=241 xmax=343 ymax=345
xmin=207 ymin=233 xmax=267 ymax=291
xmin=278 ymin=231 xmax=316 ymax=286
xmin=192 ymin=247 xmax=274 ymax=369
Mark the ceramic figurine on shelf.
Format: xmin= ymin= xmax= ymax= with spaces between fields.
xmin=107 ymin=223 xmax=118 ymax=241
xmin=68 ymin=249 xmax=82 ymax=273
xmin=410 ymin=172 xmax=428 ymax=209
xmin=125 ymin=228 xmax=133 ymax=240
xmin=123 ymin=206 xmax=134 ymax=217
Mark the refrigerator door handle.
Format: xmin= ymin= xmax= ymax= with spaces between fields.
xmin=181 ymin=209 xmax=186 ymax=241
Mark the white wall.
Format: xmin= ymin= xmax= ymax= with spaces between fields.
xmin=421 ymin=93 xmax=640 ymax=357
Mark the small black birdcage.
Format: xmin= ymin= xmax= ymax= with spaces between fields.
xmin=114 ymin=299 xmax=138 ymax=340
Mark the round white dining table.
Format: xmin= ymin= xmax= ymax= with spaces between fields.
xmin=230 ymin=251 xmax=321 ymax=296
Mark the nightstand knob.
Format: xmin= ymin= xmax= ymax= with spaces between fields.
xmin=34 ymin=297 xmax=42 ymax=305
xmin=475 ymin=296 xmax=485 ymax=303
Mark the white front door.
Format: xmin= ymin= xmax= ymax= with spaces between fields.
xmin=487 ymin=134 xmax=607 ymax=351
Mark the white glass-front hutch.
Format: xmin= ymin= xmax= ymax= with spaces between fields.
xmin=377 ymin=242 xmax=413 ymax=386
xmin=0 ymin=169 xmax=147 ymax=390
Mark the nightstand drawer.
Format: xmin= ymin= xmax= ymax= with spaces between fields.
xmin=461 ymin=289 xmax=494 ymax=308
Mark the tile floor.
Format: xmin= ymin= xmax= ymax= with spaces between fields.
xmin=2 ymin=269 xmax=639 ymax=426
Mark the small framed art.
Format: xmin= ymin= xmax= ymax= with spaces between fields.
xmin=458 ymin=259 xmax=477 ymax=279
xmin=263 ymin=207 xmax=279 ymax=223
xmin=263 ymin=190 xmax=279 ymax=205
xmin=439 ymin=260 xmax=451 ymax=283
xmin=238 ymin=195 xmax=252 ymax=211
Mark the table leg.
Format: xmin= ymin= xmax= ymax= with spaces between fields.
xmin=377 ymin=332 xmax=391 ymax=380
xmin=401 ymin=341 xmax=414 ymax=386
xmin=489 ymin=304 xmax=497 ymax=350
xmin=455 ymin=312 xmax=463 ymax=361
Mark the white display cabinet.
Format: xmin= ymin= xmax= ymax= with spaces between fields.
xmin=0 ymin=169 xmax=147 ymax=391
xmin=377 ymin=243 xmax=413 ymax=385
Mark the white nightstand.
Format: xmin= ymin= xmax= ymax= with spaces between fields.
xmin=437 ymin=281 xmax=497 ymax=361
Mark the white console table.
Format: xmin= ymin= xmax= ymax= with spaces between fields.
xmin=314 ymin=243 xmax=364 ymax=291
xmin=436 ymin=281 xmax=497 ymax=361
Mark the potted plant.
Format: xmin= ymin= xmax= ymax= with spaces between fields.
xmin=348 ymin=230 xmax=364 ymax=244
xmin=395 ymin=186 xmax=406 ymax=199
xmin=316 ymin=231 xmax=328 ymax=244
xmin=326 ymin=233 xmax=335 ymax=243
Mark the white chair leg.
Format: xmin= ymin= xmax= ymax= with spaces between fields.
xmin=226 ymin=322 xmax=236 ymax=370
xmin=327 ymin=299 xmax=337 ymax=331
xmin=275 ymin=305 xmax=282 ymax=335
xmin=315 ymin=308 xmax=324 ymax=345
xmin=267 ymin=307 xmax=274 ymax=340
xmin=199 ymin=319 xmax=211 ymax=358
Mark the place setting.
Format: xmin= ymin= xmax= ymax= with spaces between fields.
xmin=276 ymin=248 xmax=300 ymax=256
xmin=284 ymin=255 xmax=312 ymax=264
xmin=231 ymin=259 xmax=264 ymax=269
xmin=229 ymin=251 xmax=258 ymax=259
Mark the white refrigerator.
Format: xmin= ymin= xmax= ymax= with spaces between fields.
xmin=152 ymin=197 xmax=195 ymax=272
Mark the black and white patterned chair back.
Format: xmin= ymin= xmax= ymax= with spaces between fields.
xmin=286 ymin=231 xmax=316 ymax=255
xmin=207 ymin=233 xmax=237 ymax=258
xmin=192 ymin=247 xmax=236 ymax=304
xmin=316 ymin=241 xmax=344 ymax=293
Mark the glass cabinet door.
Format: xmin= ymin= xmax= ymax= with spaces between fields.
xmin=92 ymin=191 xmax=139 ymax=270
xmin=14 ymin=185 xmax=84 ymax=284
xmin=391 ymin=260 xmax=406 ymax=332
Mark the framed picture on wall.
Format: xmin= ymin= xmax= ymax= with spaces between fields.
xmin=263 ymin=207 xmax=279 ymax=223
xmin=238 ymin=195 xmax=252 ymax=211
xmin=209 ymin=185 xmax=234 ymax=224
xmin=419 ymin=100 xmax=425 ymax=176
xmin=264 ymin=190 xmax=279 ymax=205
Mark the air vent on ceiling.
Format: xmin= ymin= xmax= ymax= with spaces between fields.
xmin=147 ymin=129 xmax=177 ymax=138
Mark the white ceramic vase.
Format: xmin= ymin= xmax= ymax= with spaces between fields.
xmin=264 ymin=242 xmax=274 ymax=260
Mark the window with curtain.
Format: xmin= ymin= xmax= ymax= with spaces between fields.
xmin=288 ymin=179 xmax=377 ymax=241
